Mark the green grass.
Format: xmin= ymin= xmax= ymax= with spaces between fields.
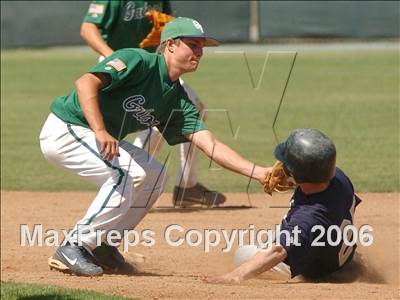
xmin=0 ymin=281 xmax=136 ymax=300
xmin=1 ymin=47 xmax=398 ymax=192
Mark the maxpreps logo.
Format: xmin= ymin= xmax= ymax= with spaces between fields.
xmin=123 ymin=95 xmax=160 ymax=127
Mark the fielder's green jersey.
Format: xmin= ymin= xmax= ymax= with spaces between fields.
xmin=83 ymin=0 xmax=172 ymax=52
xmin=50 ymin=49 xmax=206 ymax=145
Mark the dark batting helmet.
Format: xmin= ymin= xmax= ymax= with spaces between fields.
xmin=274 ymin=129 xmax=336 ymax=183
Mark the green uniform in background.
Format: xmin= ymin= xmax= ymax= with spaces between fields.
xmin=50 ymin=49 xmax=206 ymax=145
xmin=83 ymin=0 xmax=172 ymax=51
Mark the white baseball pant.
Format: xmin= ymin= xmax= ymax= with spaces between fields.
xmin=133 ymin=77 xmax=206 ymax=188
xmin=40 ymin=113 xmax=167 ymax=250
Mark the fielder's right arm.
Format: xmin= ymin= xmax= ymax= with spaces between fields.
xmin=75 ymin=72 xmax=119 ymax=160
xmin=80 ymin=22 xmax=114 ymax=58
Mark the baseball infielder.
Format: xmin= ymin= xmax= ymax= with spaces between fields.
xmin=80 ymin=0 xmax=225 ymax=206
xmin=40 ymin=17 xmax=270 ymax=276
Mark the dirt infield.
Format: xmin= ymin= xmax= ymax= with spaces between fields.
xmin=1 ymin=192 xmax=399 ymax=299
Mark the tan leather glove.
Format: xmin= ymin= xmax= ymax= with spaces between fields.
xmin=263 ymin=161 xmax=295 ymax=195
xmin=139 ymin=10 xmax=175 ymax=49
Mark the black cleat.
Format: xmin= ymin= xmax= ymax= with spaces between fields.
xmin=93 ymin=243 xmax=136 ymax=275
xmin=48 ymin=243 xmax=103 ymax=277
xmin=173 ymin=183 xmax=226 ymax=207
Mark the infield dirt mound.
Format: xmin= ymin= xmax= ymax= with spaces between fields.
xmin=1 ymin=192 xmax=399 ymax=299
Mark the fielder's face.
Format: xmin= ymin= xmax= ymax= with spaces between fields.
xmin=172 ymin=37 xmax=204 ymax=72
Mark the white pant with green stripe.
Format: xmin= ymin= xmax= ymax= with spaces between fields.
xmin=133 ymin=78 xmax=205 ymax=188
xmin=40 ymin=113 xmax=167 ymax=250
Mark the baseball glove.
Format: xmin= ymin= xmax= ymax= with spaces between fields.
xmin=263 ymin=161 xmax=295 ymax=195
xmin=139 ymin=10 xmax=175 ymax=49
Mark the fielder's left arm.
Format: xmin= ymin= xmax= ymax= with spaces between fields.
xmin=186 ymin=130 xmax=270 ymax=184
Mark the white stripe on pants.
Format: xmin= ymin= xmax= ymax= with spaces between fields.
xmin=39 ymin=113 xmax=167 ymax=250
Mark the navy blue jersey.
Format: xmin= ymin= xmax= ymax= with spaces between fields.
xmin=279 ymin=168 xmax=362 ymax=279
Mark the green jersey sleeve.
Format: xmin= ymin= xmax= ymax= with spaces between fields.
xmin=89 ymin=49 xmax=148 ymax=91
xmin=83 ymin=0 xmax=121 ymax=45
xmin=159 ymin=92 xmax=207 ymax=146
xmin=83 ymin=1 xmax=111 ymax=25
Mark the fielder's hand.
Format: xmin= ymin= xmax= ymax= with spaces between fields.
xmin=252 ymin=166 xmax=272 ymax=186
xmin=95 ymin=129 xmax=120 ymax=161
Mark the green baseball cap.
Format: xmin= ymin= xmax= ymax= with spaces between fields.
xmin=160 ymin=17 xmax=220 ymax=46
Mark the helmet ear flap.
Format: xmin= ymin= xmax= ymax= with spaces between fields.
xmin=281 ymin=163 xmax=291 ymax=177
xmin=282 ymin=163 xmax=297 ymax=185
xmin=281 ymin=162 xmax=297 ymax=185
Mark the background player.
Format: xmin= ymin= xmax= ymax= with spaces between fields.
xmin=40 ymin=17 xmax=270 ymax=277
xmin=80 ymin=0 xmax=225 ymax=207
xmin=205 ymin=128 xmax=362 ymax=284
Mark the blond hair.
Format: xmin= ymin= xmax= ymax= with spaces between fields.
xmin=156 ymin=38 xmax=181 ymax=54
